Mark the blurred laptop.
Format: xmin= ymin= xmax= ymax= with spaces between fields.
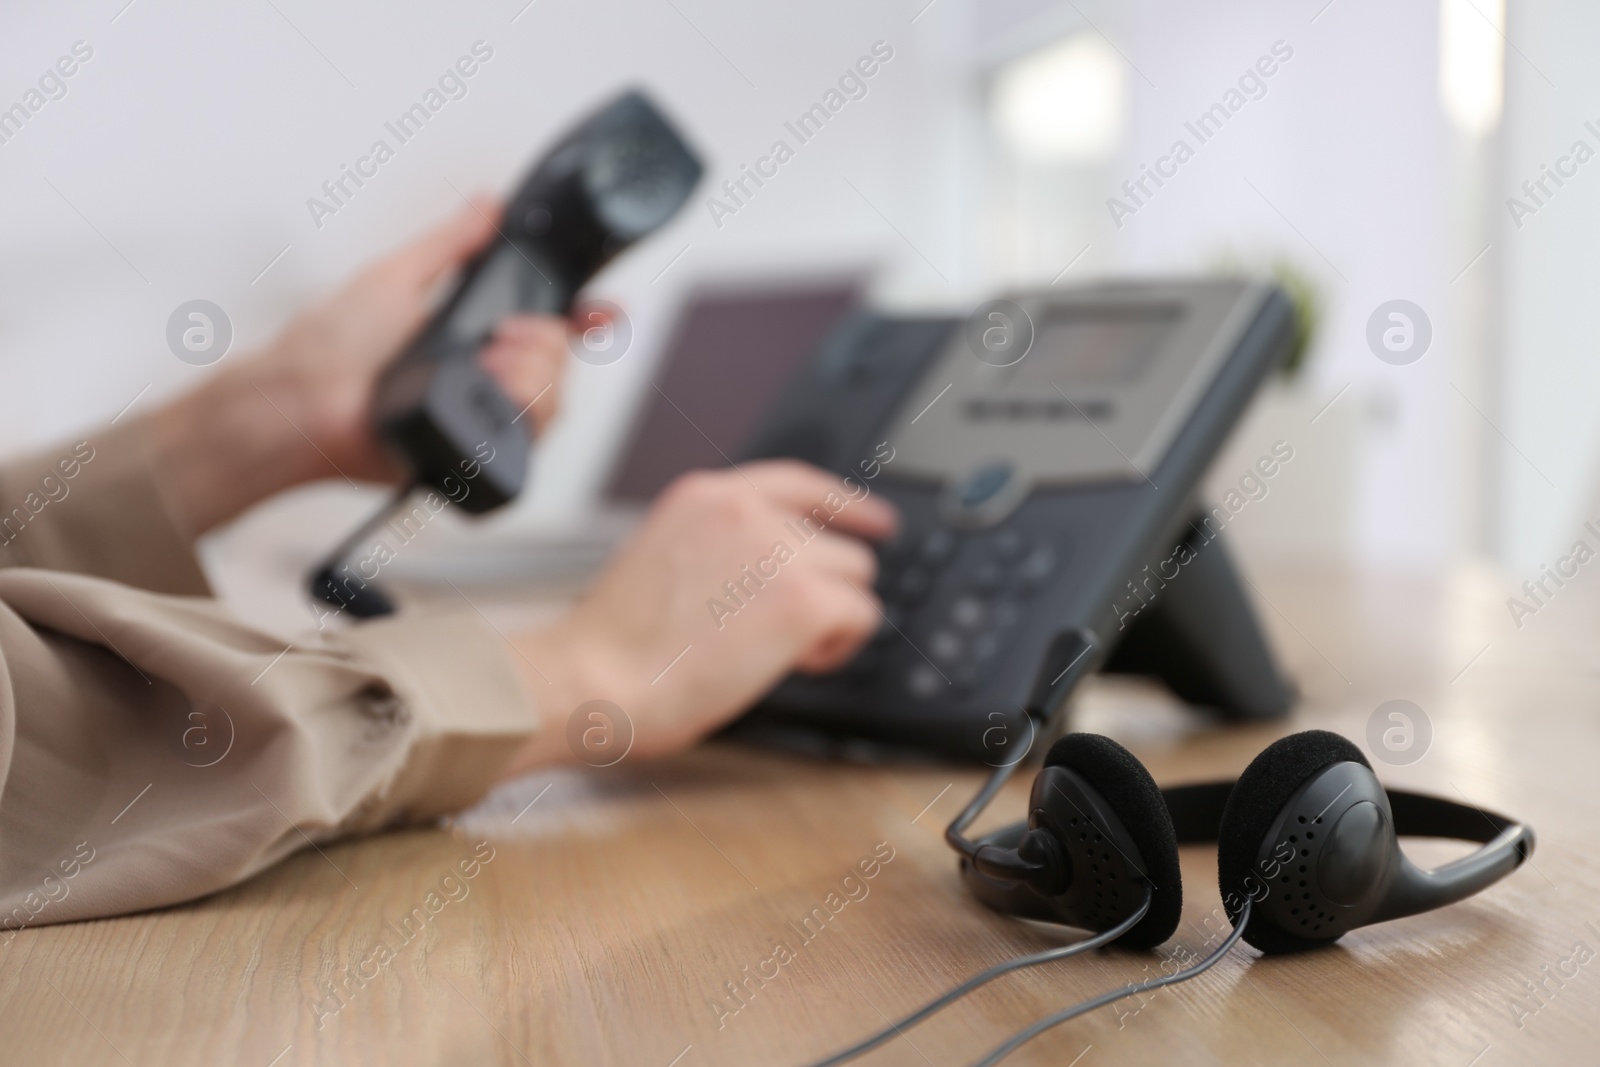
xmin=603 ymin=280 xmax=859 ymax=505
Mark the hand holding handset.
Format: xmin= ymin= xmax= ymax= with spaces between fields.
xmin=311 ymin=89 xmax=702 ymax=617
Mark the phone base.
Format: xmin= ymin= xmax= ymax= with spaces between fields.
xmin=1099 ymin=512 xmax=1293 ymax=720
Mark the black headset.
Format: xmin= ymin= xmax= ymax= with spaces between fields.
xmin=805 ymin=729 xmax=1534 ymax=1067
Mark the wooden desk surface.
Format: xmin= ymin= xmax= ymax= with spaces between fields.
xmin=3 ymin=564 xmax=1596 ymax=1067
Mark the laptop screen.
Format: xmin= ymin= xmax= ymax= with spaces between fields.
xmin=604 ymin=281 xmax=858 ymax=502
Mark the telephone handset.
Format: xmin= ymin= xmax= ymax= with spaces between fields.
xmin=734 ymin=279 xmax=1300 ymax=759
xmin=371 ymin=89 xmax=703 ymax=514
xmin=311 ymin=89 xmax=702 ymax=617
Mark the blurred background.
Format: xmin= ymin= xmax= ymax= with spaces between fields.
xmin=0 ymin=0 xmax=1595 ymax=629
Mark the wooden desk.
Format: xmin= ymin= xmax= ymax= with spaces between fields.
xmin=3 ymin=564 xmax=1596 ymax=1066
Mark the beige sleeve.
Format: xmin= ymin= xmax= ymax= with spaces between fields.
xmin=0 ymin=418 xmax=211 ymax=596
xmin=0 ymin=571 xmax=539 ymax=931
xmin=0 ymin=427 xmax=541 ymax=932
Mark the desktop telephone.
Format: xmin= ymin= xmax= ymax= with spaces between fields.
xmin=735 ymin=279 xmax=1298 ymax=760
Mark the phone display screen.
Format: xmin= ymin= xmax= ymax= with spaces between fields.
xmin=1008 ymin=305 xmax=1183 ymax=390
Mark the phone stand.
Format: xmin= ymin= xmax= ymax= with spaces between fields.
xmin=1098 ymin=510 xmax=1294 ymax=720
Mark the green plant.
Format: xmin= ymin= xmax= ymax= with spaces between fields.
xmin=1210 ymin=252 xmax=1320 ymax=381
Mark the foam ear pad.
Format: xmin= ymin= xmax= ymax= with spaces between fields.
xmin=1044 ymin=733 xmax=1183 ymax=948
xmin=1217 ymin=730 xmax=1370 ymax=953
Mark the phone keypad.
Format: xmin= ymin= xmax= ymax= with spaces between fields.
xmin=866 ymin=526 xmax=1065 ymax=698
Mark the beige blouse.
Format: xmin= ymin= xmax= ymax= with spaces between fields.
xmin=0 ymin=419 xmax=537 ymax=933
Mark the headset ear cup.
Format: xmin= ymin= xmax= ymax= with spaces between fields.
xmin=1043 ymin=734 xmax=1183 ymax=948
xmin=1216 ymin=730 xmax=1371 ymax=953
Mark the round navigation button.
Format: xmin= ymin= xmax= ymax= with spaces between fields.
xmin=941 ymin=461 xmax=1031 ymax=529
xmin=957 ymin=463 xmax=1014 ymax=510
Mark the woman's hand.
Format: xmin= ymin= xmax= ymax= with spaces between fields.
xmin=149 ymin=198 xmax=567 ymax=536
xmin=507 ymin=461 xmax=899 ymax=773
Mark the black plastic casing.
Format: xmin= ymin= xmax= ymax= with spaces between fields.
xmin=371 ymin=90 xmax=702 ymax=513
xmin=960 ymin=766 xmax=1154 ymax=933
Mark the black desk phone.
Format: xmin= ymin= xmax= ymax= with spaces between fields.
xmin=312 ymin=89 xmax=701 ymax=615
xmin=735 ymin=279 xmax=1298 ymax=760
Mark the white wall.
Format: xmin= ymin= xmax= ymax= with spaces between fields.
xmin=2 ymin=0 xmax=1589 ymax=580
xmin=1103 ymin=0 xmax=1467 ymax=567
xmin=1498 ymin=2 xmax=1600 ymax=571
